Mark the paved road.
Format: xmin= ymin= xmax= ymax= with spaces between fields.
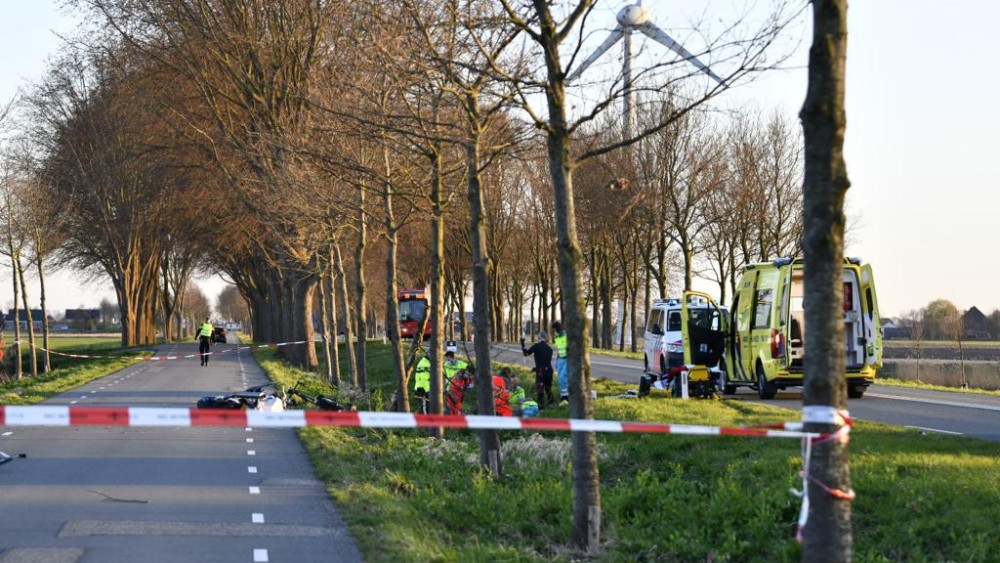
xmin=0 ymin=339 xmax=362 ymax=563
xmin=492 ymin=343 xmax=1000 ymax=441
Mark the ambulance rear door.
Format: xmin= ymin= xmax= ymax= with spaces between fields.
xmin=860 ymin=264 xmax=882 ymax=368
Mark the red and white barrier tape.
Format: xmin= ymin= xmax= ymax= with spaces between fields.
xmin=26 ymin=341 xmax=311 ymax=361
xmin=793 ymin=407 xmax=855 ymax=543
xmin=0 ymin=405 xmax=822 ymax=438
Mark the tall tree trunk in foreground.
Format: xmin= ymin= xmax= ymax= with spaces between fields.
xmin=531 ymin=2 xmax=601 ymax=550
xmin=429 ymin=144 xmax=446 ymax=428
xmin=800 ymin=0 xmax=853 ymax=560
xmin=465 ymin=99 xmax=501 ymax=475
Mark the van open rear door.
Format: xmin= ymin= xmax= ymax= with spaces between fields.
xmin=860 ymin=264 xmax=882 ymax=368
xmin=680 ymin=291 xmax=727 ymax=368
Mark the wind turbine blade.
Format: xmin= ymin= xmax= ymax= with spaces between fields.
xmin=637 ymin=22 xmax=723 ymax=84
xmin=567 ymin=27 xmax=625 ymax=82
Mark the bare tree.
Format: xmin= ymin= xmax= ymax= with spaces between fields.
xmin=494 ymin=0 xmax=799 ymax=552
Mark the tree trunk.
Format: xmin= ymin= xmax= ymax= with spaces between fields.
xmin=799 ymin=1 xmax=853 ymax=560
xmin=326 ymin=254 xmax=342 ymax=385
xmin=465 ymin=95 xmax=501 ymax=476
xmin=354 ymin=184 xmax=369 ymax=390
xmin=383 ymin=144 xmax=408 ymax=412
xmin=533 ymin=3 xmax=602 ymax=549
xmin=9 ymin=250 xmax=22 ymax=380
xmin=36 ymin=255 xmax=51 ymax=373
xmin=334 ymin=242 xmax=358 ymax=387
xmin=429 ymin=145 xmax=446 ymax=426
xmin=319 ymin=260 xmax=336 ymax=383
xmin=16 ymin=256 xmax=38 ymax=377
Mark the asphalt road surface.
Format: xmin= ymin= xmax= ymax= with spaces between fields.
xmin=0 ymin=338 xmax=362 ymax=563
xmin=492 ymin=343 xmax=1000 ymax=441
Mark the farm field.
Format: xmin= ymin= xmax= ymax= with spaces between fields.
xmin=883 ymin=340 xmax=1000 ymax=361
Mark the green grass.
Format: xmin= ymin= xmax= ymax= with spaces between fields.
xmin=590 ymin=347 xmax=644 ymax=361
xmin=874 ymin=377 xmax=1000 ymax=397
xmin=0 ymin=338 xmax=146 ymax=404
xmin=253 ymin=342 xmax=1000 ymax=562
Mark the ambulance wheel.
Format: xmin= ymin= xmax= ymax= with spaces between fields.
xmin=848 ymin=385 xmax=866 ymax=399
xmin=720 ymin=370 xmax=737 ymax=395
xmin=756 ymin=365 xmax=777 ymax=400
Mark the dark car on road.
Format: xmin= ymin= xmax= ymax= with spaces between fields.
xmin=211 ymin=326 xmax=227 ymax=344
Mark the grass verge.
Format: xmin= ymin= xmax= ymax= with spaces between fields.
xmin=873 ymin=377 xmax=1000 ymax=397
xmin=0 ymin=337 xmax=145 ymax=405
xmin=253 ymin=342 xmax=1000 ymax=562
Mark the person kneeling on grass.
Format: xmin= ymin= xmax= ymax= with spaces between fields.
xmin=501 ymin=367 xmax=526 ymax=416
xmin=492 ymin=372 xmax=512 ymax=417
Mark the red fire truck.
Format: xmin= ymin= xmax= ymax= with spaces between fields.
xmin=398 ymin=289 xmax=432 ymax=339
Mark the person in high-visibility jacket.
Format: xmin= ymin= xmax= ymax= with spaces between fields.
xmin=443 ymin=350 xmax=467 ymax=381
xmin=195 ymin=317 xmax=214 ymax=366
xmin=552 ymin=321 xmax=568 ymax=402
xmin=413 ymin=355 xmax=431 ymax=414
xmin=492 ymin=373 xmax=512 ymax=416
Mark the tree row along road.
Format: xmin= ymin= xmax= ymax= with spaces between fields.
xmin=490 ymin=343 xmax=1000 ymax=442
xmin=0 ymin=339 xmax=362 ymax=563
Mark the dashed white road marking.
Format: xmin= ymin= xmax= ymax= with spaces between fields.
xmin=246 ymin=438 xmax=254 ymax=443
xmin=245 ymin=427 xmax=253 ymax=432
xmin=247 ymin=450 xmax=256 ymax=456
xmin=253 ymin=548 xmax=269 ymax=562
xmin=2 ymin=431 xmax=12 ymax=437
xmin=248 ymin=486 xmax=260 ymax=495
xmin=70 ymin=400 xmax=78 ymax=405
xmin=252 ymin=513 xmax=265 ymax=524
xmin=248 ymin=466 xmax=258 ymax=474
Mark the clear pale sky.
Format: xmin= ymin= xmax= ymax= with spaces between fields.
xmin=1 ymin=1 xmax=998 ymax=319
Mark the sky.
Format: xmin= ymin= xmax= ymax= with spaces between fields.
xmin=1 ymin=1 xmax=998 ymax=319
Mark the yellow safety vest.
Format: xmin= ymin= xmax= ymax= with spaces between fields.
xmin=414 ymin=357 xmax=431 ymax=392
xmin=198 ymin=323 xmax=214 ymax=337
xmin=444 ymin=358 xmax=468 ymax=380
xmin=555 ymin=332 xmax=568 ymax=358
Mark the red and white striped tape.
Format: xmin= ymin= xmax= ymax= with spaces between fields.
xmin=0 ymin=405 xmax=819 ymax=438
xmin=30 ymin=341 xmax=311 ymax=361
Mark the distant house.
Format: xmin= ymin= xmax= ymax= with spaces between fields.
xmin=963 ymin=306 xmax=991 ymax=340
xmin=64 ymin=308 xmax=102 ymax=331
xmin=4 ymin=309 xmax=47 ymax=332
xmin=882 ymin=318 xmax=911 ymax=340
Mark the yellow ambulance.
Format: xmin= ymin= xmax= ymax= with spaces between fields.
xmin=681 ymin=257 xmax=882 ymax=399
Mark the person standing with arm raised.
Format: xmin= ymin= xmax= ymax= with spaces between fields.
xmin=521 ymin=330 xmax=555 ymax=408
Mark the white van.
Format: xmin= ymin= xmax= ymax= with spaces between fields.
xmin=644 ymin=297 xmax=726 ymax=375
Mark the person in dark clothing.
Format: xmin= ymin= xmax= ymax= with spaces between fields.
xmin=521 ymin=330 xmax=555 ymax=407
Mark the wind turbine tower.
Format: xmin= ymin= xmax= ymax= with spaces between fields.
xmin=568 ymin=1 xmax=723 ymax=140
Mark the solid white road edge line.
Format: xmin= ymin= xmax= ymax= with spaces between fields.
xmin=905 ymin=425 xmax=963 ymax=435
xmin=867 ymin=392 xmax=1000 ymax=412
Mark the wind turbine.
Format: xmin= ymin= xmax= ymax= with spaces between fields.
xmin=568 ymin=1 xmax=723 ymax=139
